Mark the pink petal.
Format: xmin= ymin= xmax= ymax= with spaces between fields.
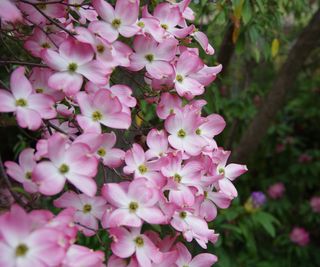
xmin=136 ymin=207 xmax=165 ymax=224
xmin=28 ymin=94 xmax=56 ymax=119
xmin=190 ymin=253 xmax=218 ymax=267
xmin=107 ymin=209 xmax=142 ymax=228
xmin=0 ymin=90 xmax=15 ymax=112
xmin=66 ymin=172 xmax=97 ymax=197
xmin=42 ymin=49 xmax=68 ymax=71
xmin=92 ymin=0 xmax=115 ymax=23
xmin=110 ymin=227 xmax=135 ymax=258
xmin=48 ymin=71 xmax=83 ymax=96
xmin=89 ymin=21 xmax=118 ymax=43
xmin=146 ymin=61 xmax=174 ymax=79
xmin=77 ymin=60 xmax=109 ymax=85
xmin=115 ymin=0 xmax=139 ymax=25
xmin=225 ymin=163 xmax=248 ymax=181
xmin=16 ymin=108 xmax=42 ymax=130
xmin=54 ymin=191 xmax=83 ymax=210
xmin=10 ymin=67 xmax=33 ymax=99
xmin=102 ymin=183 xmax=130 ymax=207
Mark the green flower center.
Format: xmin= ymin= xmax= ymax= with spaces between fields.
xmin=92 ymin=111 xmax=103 ymax=121
xmin=218 ymin=167 xmax=225 ymax=175
xmin=138 ymin=164 xmax=148 ymax=174
xmin=37 ymin=3 xmax=47 ymax=10
xmin=25 ymin=172 xmax=32 ymax=180
xmin=137 ymin=21 xmax=145 ymax=28
xmin=195 ymin=128 xmax=201 ymax=135
xmin=112 ymin=18 xmax=121 ymax=29
xmin=59 ymin=164 xmax=69 ymax=174
xmin=204 ymin=191 xmax=208 ymax=198
xmin=15 ymin=98 xmax=27 ymax=107
xmin=161 ymin=24 xmax=168 ymax=30
xmin=83 ymin=204 xmax=92 ymax=213
xmin=176 ymin=74 xmax=184 ymax=83
xmin=134 ymin=236 xmax=144 ymax=247
xmin=15 ymin=244 xmax=28 ymax=257
xmin=174 ymin=173 xmax=182 ymax=183
xmin=41 ymin=42 xmax=51 ymax=48
xmin=129 ymin=201 xmax=139 ymax=213
xmin=179 ymin=211 xmax=187 ymax=219
xmin=145 ymin=54 xmax=154 ymax=63
xmin=96 ymin=45 xmax=105 ymax=54
xmin=68 ymin=63 xmax=78 ymax=73
xmin=35 ymin=88 xmax=44 ymax=93
xmin=177 ymin=129 xmax=186 ymax=138
xmin=97 ymin=148 xmax=106 ymax=157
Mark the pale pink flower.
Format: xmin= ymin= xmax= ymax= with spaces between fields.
xmin=189 ymin=64 xmax=222 ymax=86
xmin=0 ymin=205 xmax=66 ymax=267
xmin=76 ymin=89 xmax=131 ymax=133
xmin=0 ymin=67 xmax=57 ymax=130
xmin=290 ymin=227 xmax=310 ymax=246
xmin=110 ymin=227 xmax=163 ymax=267
xmin=129 ymin=35 xmax=178 ymax=79
xmin=33 ymin=133 xmax=98 ymax=196
xmin=145 ymin=129 xmax=169 ymax=160
xmin=136 ymin=17 xmax=165 ymax=43
xmin=42 ymin=38 xmax=109 ymax=96
xmin=175 ymin=242 xmax=217 ymax=267
xmin=5 ymin=148 xmax=38 ymax=193
xmin=54 ymin=191 xmax=107 ymax=236
xmin=267 ymin=182 xmax=285 ymax=199
xmin=0 ymin=0 xmax=23 ymax=23
xmin=90 ymin=0 xmax=140 ymax=42
xmin=102 ymin=178 xmax=164 ymax=227
xmin=192 ymin=30 xmax=215 ymax=55
xmin=107 ymin=254 xmax=139 ymax=267
xmin=156 ymin=92 xmax=182 ymax=120
xmin=62 ymin=244 xmax=105 ymax=267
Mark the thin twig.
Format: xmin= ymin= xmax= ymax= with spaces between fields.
xmin=45 ymin=121 xmax=75 ymax=141
xmin=0 ymin=60 xmax=47 ymax=68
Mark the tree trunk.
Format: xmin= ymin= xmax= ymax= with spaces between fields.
xmin=232 ymin=8 xmax=320 ymax=162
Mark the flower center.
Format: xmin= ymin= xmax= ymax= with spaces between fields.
xmin=204 ymin=191 xmax=208 ymax=198
xmin=83 ymin=204 xmax=92 ymax=213
xmin=15 ymin=98 xmax=27 ymax=107
xmin=25 ymin=171 xmax=32 ymax=180
xmin=92 ymin=111 xmax=103 ymax=121
xmin=179 ymin=211 xmax=187 ymax=219
xmin=218 ymin=167 xmax=225 ymax=175
xmin=176 ymin=74 xmax=184 ymax=83
xmin=97 ymin=148 xmax=106 ymax=157
xmin=138 ymin=164 xmax=148 ymax=174
xmin=59 ymin=164 xmax=69 ymax=174
xmin=195 ymin=128 xmax=201 ymax=135
xmin=96 ymin=45 xmax=105 ymax=54
xmin=15 ymin=243 xmax=29 ymax=257
xmin=112 ymin=18 xmax=121 ymax=29
xmin=177 ymin=129 xmax=186 ymax=138
xmin=145 ymin=54 xmax=154 ymax=63
xmin=37 ymin=3 xmax=47 ymax=10
xmin=137 ymin=21 xmax=145 ymax=28
xmin=161 ymin=24 xmax=168 ymax=30
xmin=129 ymin=201 xmax=139 ymax=213
xmin=68 ymin=62 xmax=78 ymax=73
xmin=41 ymin=42 xmax=51 ymax=48
xmin=36 ymin=88 xmax=44 ymax=93
xmin=174 ymin=173 xmax=182 ymax=183
xmin=134 ymin=236 xmax=144 ymax=247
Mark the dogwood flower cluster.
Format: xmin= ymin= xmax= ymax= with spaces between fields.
xmin=0 ymin=0 xmax=248 ymax=266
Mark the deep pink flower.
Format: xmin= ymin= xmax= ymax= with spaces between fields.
xmin=77 ymin=89 xmax=131 ymax=132
xmin=267 ymin=182 xmax=285 ymax=199
xmin=0 ymin=67 xmax=57 ymax=130
xmin=290 ymin=227 xmax=310 ymax=246
xmin=310 ymin=196 xmax=320 ymax=213
xmin=33 ymin=133 xmax=98 ymax=196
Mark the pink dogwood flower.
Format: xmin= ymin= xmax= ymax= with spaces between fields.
xmin=77 ymin=89 xmax=131 ymax=133
xmin=102 ymin=178 xmax=164 ymax=227
xmin=290 ymin=227 xmax=310 ymax=246
xmin=0 ymin=205 xmax=66 ymax=267
xmin=145 ymin=129 xmax=169 ymax=160
xmin=109 ymin=227 xmax=163 ymax=267
xmin=90 ymin=0 xmax=140 ymax=43
xmin=0 ymin=0 xmax=22 ymax=23
xmin=156 ymin=92 xmax=182 ymax=120
xmin=5 ymin=148 xmax=38 ymax=193
xmin=42 ymin=38 xmax=109 ymax=96
xmin=0 ymin=67 xmax=57 ymax=130
xmin=54 ymin=191 xmax=107 ymax=236
xmin=129 ymin=35 xmax=178 ymax=79
xmin=33 ymin=133 xmax=98 ymax=196
xmin=175 ymin=242 xmax=218 ymax=267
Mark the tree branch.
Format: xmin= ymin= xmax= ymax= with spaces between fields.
xmin=232 ymin=8 xmax=320 ymax=162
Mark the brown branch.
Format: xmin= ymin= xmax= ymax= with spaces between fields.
xmin=0 ymin=60 xmax=47 ymax=68
xmin=232 ymin=8 xmax=320 ymax=162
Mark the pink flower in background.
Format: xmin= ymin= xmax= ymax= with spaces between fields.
xmin=290 ymin=227 xmax=310 ymax=246
xmin=33 ymin=133 xmax=98 ymax=196
xmin=0 ymin=67 xmax=57 ymax=130
xmin=5 ymin=148 xmax=38 ymax=193
xmin=54 ymin=191 xmax=107 ymax=236
xmin=267 ymin=182 xmax=285 ymax=199
xmin=310 ymin=196 xmax=320 ymax=213
xmin=298 ymin=153 xmax=312 ymax=163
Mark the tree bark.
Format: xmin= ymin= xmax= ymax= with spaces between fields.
xmin=232 ymin=8 xmax=320 ymax=162
xmin=217 ymin=23 xmax=235 ymax=75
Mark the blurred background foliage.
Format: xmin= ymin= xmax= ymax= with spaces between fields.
xmin=0 ymin=0 xmax=319 ymax=266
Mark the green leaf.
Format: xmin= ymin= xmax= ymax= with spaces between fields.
xmin=242 ymin=0 xmax=252 ymax=25
xmin=254 ymin=211 xmax=279 ymax=237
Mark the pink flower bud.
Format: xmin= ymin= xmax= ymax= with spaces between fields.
xmin=290 ymin=227 xmax=310 ymax=246
xmin=267 ymin=182 xmax=285 ymax=199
